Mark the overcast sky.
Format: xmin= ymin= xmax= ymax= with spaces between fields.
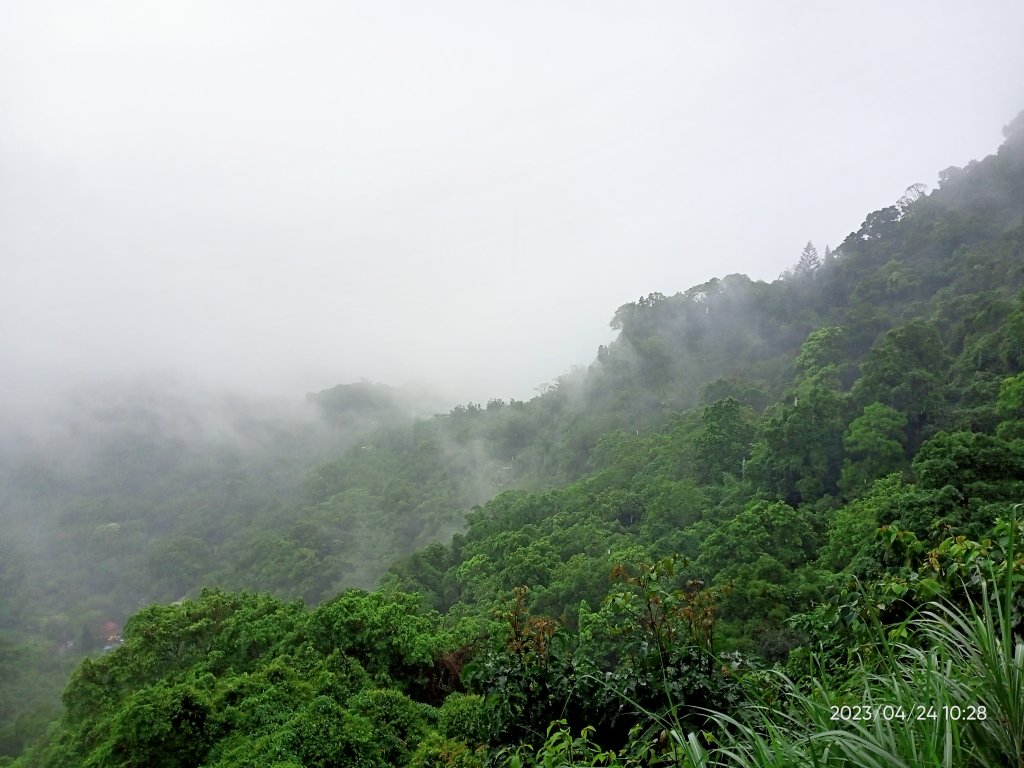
xmin=2 ymin=1 xmax=1023 ymax=411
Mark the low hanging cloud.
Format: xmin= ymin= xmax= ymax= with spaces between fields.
xmin=2 ymin=1 xmax=1022 ymax=417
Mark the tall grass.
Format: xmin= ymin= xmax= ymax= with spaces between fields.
xmin=672 ymin=578 xmax=1023 ymax=767
xmin=514 ymin=522 xmax=1023 ymax=767
xmin=515 ymin=575 xmax=1022 ymax=767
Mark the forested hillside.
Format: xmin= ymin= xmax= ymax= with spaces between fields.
xmin=5 ymin=112 xmax=1024 ymax=767
xmin=0 ymin=380 xmax=447 ymax=755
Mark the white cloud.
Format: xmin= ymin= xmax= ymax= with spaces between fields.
xmin=2 ymin=1 xmax=1022 ymax=410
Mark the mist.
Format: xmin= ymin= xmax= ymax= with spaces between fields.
xmin=2 ymin=1 xmax=1023 ymax=415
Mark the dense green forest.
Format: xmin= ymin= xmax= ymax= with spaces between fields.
xmin=3 ymin=112 xmax=1024 ymax=766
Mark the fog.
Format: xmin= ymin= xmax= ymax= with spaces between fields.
xmin=2 ymin=1 xmax=1022 ymax=414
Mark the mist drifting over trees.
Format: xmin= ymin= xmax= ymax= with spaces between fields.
xmin=3 ymin=3 xmax=1024 ymax=766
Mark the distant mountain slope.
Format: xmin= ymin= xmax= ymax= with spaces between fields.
xmin=379 ymin=111 xmax=1024 ymax=635
xmin=3 ymin=110 xmax=1024 ymax=762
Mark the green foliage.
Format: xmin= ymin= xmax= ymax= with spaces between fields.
xmin=308 ymin=589 xmax=443 ymax=686
xmin=0 ymin=634 xmax=71 ymax=758
xmin=465 ymin=588 xmax=574 ymax=744
xmin=407 ymin=732 xmax=486 ymax=768
xmin=819 ymin=475 xmax=903 ymax=575
xmin=794 ymin=326 xmax=850 ymax=386
xmin=747 ymin=383 xmax=846 ymax=504
xmin=9 ymin=110 xmax=1024 ymax=766
xmin=13 ymin=588 xmax=485 ymax=768
xmin=676 ymin=520 xmax=1024 ymax=768
xmin=853 ymin=320 xmax=950 ymax=443
xmin=438 ymin=693 xmax=490 ymax=746
xmin=996 ymin=372 xmax=1024 ymax=440
xmin=347 ymin=689 xmax=429 ymax=766
xmin=286 ymin=696 xmax=382 ymax=768
xmin=693 ymin=398 xmax=757 ymax=484
xmin=839 ymin=403 xmax=908 ymax=498
xmin=599 ymin=558 xmax=731 ymax=717
xmin=912 ymin=431 xmax=1024 ymax=503
xmin=100 ymin=682 xmax=212 ymax=768
xmin=505 ymin=721 xmax=621 ymax=768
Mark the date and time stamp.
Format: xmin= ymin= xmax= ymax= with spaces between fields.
xmin=830 ymin=704 xmax=987 ymax=722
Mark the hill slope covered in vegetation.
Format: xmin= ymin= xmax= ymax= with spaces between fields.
xmin=5 ymin=112 xmax=1024 ymax=767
